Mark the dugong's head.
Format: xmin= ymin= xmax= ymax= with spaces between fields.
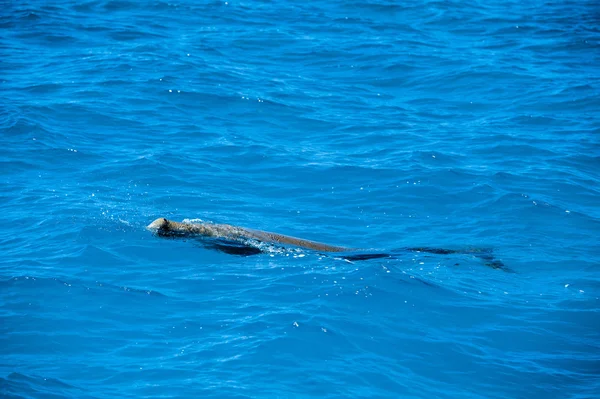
xmin=147 ymin=217 xmax=172 ymax=233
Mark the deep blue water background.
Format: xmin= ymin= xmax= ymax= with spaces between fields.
xmin=2 ymin=1 xmax=600 ymax=398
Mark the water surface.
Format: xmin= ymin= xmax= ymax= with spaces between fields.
xmin=1 ymin=1 xmax=599 ymax=398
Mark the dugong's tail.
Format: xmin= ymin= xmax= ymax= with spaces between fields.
xmin=337 ymin=247 xmax=506 ymax=270
xmin=403 ymin=247 xmax=506 ymax=270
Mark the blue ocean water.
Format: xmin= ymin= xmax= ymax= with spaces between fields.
xmin=2 ymin=0 xmax=599 ymax=397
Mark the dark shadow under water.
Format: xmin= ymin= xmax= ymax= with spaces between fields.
xmin=348 ymin=247 xmax=506 ymax=270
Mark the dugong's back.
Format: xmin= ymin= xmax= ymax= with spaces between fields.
xmin=240 ymin=227 xmax=349 ymax=252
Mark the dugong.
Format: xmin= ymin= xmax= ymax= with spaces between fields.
xmin=147 ymin=217 xmax=506 ymax=269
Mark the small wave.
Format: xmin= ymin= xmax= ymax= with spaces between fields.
xmin=1 ymin=276 xmax=166 ymax=298
xmin=1 ymin=372 xmax=92 ymax=399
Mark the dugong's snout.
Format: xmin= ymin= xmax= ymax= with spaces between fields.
xmin=147 ymin=217 xmax=170 ymax=232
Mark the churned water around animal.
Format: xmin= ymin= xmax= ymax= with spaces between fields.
xmin=1 ymin=1 xmax=599 ymax=398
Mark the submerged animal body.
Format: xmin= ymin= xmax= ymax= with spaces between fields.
xmin=147 ymin=217 xmax=507 ymax=269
